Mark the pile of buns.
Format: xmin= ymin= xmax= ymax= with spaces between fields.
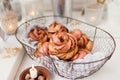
xmin=28 ymin=22 xmax=93 ymax=61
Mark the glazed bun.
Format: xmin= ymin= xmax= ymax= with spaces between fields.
xmin=28 ymin=22 xmax=93 ymax=61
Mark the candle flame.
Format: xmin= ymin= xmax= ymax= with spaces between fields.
xmin=30 ymin=11 xmax=35 ymax=16
xmin=8 ymin=24 xmax=14 ymax=32
xmin=9 ymin=25 xmax=12 ymax=29
xmin=91 ymin=16 xmax=96 ymax=21
xmin=32 ymin=65 xmax=34 ymax=69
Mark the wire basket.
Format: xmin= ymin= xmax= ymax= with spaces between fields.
xmin=15 ymin=16 xmax=116 ymax=79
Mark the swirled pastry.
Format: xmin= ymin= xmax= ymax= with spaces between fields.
xmin=28 ymin=22 xmax=93 ymax=61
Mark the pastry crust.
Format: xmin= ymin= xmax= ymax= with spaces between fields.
xmin=48 ymin=22 xmax=68 ymax=33
xmin=28 ymin=26 xmax=49 ymax=42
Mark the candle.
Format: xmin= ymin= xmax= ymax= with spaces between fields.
xmin=29 ymin=65 xmax=37 ymax=78
xmin=90 ymin=16 xmax=96 ymax=22
xmin=85 ymin=3 xmax=104 ymax=25
xmin=3 ymin=22 xmax=17 ymax=35
xmin=21 ymin=0 xmax=43 ymax=20
xmin=29 ymin=10 xmax=35 ymax=16
xmin=7 ymin=24 xmax=16 ymax=34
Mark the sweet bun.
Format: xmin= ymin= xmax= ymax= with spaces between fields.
xmin=28 ymin=22 xmax=93 ymax=61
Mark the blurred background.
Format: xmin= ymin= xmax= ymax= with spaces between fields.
xmin=0 ymin=0 xmax=120 ymax=25
xmin=1 ymin=0 xmax=120 ymax=43
xmin=0 ymin=0 xmax=114 ymax=19
xmin=1 ymin=0 xmax=120 ymax=42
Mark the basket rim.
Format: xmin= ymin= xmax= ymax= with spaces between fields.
xmin=15 ymin=15 xmax=116 ymax=64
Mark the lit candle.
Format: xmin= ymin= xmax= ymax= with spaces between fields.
xmin=3 ymin=23 xmax=17 ymax=35
xmin=7 ymin=24 xmax=16 ymax=34
xmin=29 ymin=10 xmax=35 ymax=16
xmin=90 ymin=16 xmax=96 ymax=22
xmin=85 ymin=3 xmax=104 ymax=25
xmin=2 ymin=22 xmax=17 ymax=35
xmin=21 ymin=0 xmax=44 ymax=20
xmin=29 ymin=65 xmax=37 ymax=78
xmin=1 ymin=10 xmax=17 ymax=35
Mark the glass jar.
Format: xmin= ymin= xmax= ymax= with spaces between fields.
xmin=84 ymin=3 xmax=104 ymax=25
xmin=1 ymin=11 xmax=18 ymax=35
xmin=0 ymin=0 xmax=18 ymax=35
xmin=20 ymin=0 xmax=44 ymax=20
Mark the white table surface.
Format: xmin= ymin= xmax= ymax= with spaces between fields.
xmin=0 ymin=36 xmax=25 ymax=80
xmin=14 ymin=2 xmax=120 ymax=80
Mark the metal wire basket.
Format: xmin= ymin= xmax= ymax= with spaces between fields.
xmin=15 ymin=16 xmax=116 ymax=79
